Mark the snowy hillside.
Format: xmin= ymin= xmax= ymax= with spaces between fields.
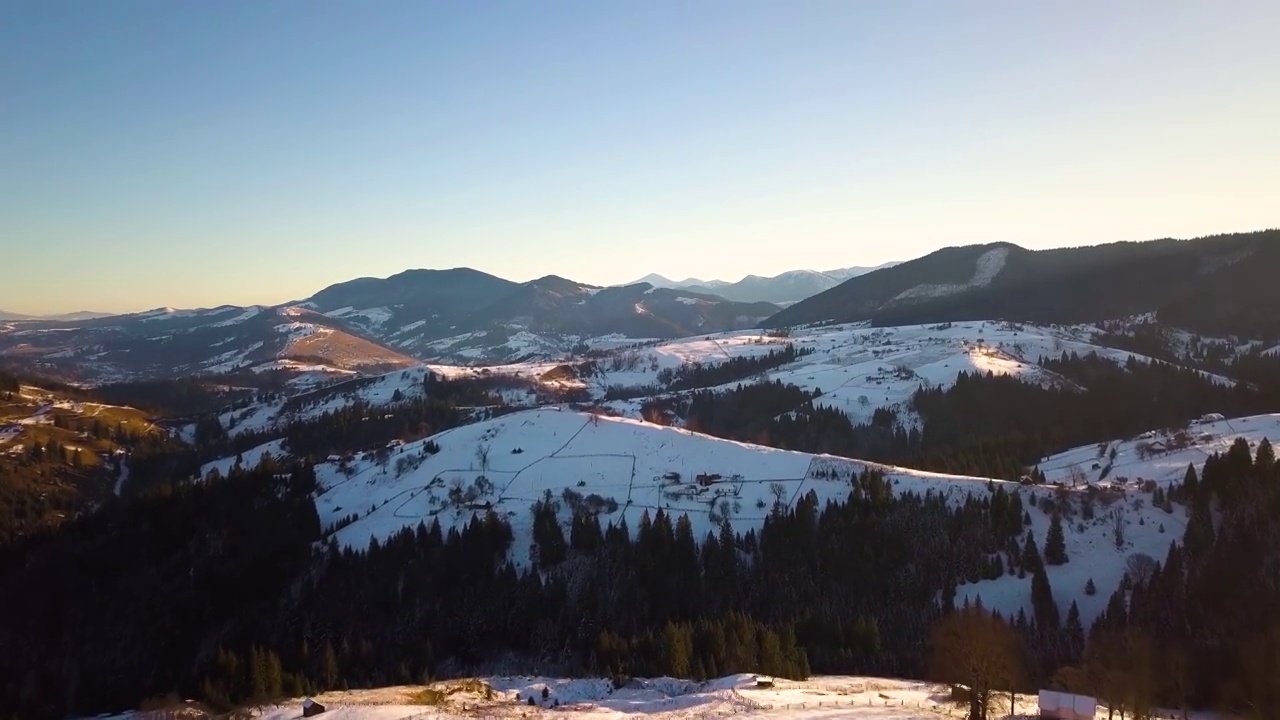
xmin=310 ymin=408 xmax=1005 ymax=554
xmin=958 ymin=413 xmax=1280 ymax=628
xmin=213 ymin=395 xmax=1280 ymax=658
xmin=310 ymin=405 xmax=1218 ymax=630
xmin=205 ymin=318 xmax=1203 ymax=448
xmin=576 ymin=320 xmax=1177 ymax=425
xmin=208 ymin=367 xmax=434 ymax=442
xmin=0 ymin=305 xmax=417 ymax=384
xmin=1036 ymin=413 xmax=1280 ymax=487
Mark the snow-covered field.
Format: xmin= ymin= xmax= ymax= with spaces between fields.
xmin=576 ymin=320 xmax=1175 ymax=425
xmin=206 ymin=319 xmax=1210 ymax=442
xmin=312 ymin=408 xmax=1005 ymax=555
xmin=96 ymin=673 xmax=1216 ymax=719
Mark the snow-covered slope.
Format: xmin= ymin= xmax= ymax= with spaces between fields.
xmin=92 ymin=673 xmax=1062 ymax=720
xmin=958 ymin=413 xmax=1280 ymax=628
xmin=210 ymin=367 xmax=434 ymax=441
xmin=312 ymin=408 xmax=1007 ymax=555
xmin=578 ymin=320 xmax=1174 ymax=425
xmin=1035 ymin=413 xmax=1280 ymax=487
xmin=95 ymin=672 xmax=1222 ymax=720
xmin=206 ymin=318 xmax=1198 ymax=445
xmin=0 ymin=305 xmax=417 ymax=384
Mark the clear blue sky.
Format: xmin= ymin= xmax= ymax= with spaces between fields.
xmin=2 ymin=1 xmax=1277 ymax=315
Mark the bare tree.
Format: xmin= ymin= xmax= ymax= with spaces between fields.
xmin=929 ymin=607 xmax=1025 ymax=720
xmin=475 ymin=444 xmax=491 ymax=477
xmin=1068 ymin=464 xmax=1089 ymax=488
xmin=1125 ymin=553 xmax=1158 ymax=585
xmin=1112 ymin=509 xmax=1126 ymax=549
xmin=769 ymin=482 xmax=788 ymax=511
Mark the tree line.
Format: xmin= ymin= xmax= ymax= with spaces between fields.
xmin=0 ymin=463 xmax=1030 ymax=718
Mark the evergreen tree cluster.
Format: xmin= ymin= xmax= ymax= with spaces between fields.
xmin=0 ymin=464 xmax=1031 ymax=719
xmin=1064 ymin=439 xmax=1280 ymax=718
xmin=656 ymin=344 xmax=814 ymax=392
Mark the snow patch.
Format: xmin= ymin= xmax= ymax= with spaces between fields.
xmin=892 ymin=246 xmax=1010 ymax=302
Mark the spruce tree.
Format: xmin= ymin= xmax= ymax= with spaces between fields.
xmin=1031 ymin=567 xmax=1060 ymax=631
xmin=1022 ymin=529 xmax=1043 ymax=573
xmin=1045 ymin=513 xmax=1068 ymax=565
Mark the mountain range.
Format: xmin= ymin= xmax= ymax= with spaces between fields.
xmin=4 ymin=230 xmax=1280 ymax=384
xmin=0 ymin=310 xmax=112 ymax=322
xmin=630 ymin=263 xmax=900 ymax=304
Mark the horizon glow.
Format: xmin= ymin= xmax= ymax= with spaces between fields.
xmin=2 ymin=1 xmax=1278 ymax=314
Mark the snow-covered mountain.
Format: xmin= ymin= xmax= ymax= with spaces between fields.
xmin=628 ymin=264 xmax=900 ymax=304
xmin=0 ymin=271 xmax=778 ymax=381
xmin=296 ymin=270 xmax=779 ymax=362
xmin=0 ymin=305 xmax=418 ymax=385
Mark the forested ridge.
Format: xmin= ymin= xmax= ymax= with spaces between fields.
xmin=769 ymin=229 xmax=1280 ymax=337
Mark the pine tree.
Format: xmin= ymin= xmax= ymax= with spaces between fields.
xmin=1022 ymin=529 xmax=1043 ymax=573
xmin=1063 ymin=601 xmax=1084 ymax=666
xmin=1031 ymin=567 xmax=1059 ymax=631
xmin=321 ymin=641 xmax=339 ymax=690
xmin=1045 ymin=513 xmax=1068 ymax=565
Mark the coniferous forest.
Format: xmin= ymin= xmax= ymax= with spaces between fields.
xmin=2 ymin=441 xmax=1279 ymax=719
xmin=2 ymin=354 xmax=1280 ymax=720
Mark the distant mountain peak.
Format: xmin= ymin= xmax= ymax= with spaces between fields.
xmin=620 ymin=263 xmax=901 ymax=304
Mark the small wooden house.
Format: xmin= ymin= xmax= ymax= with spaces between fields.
xmin=302 ymin=697 xmax=327 ymax=717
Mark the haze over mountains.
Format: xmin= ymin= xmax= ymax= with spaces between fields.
xmin=629 ymin=263 xmax=901 ymax=304
xmin=0 ymin=310 xmax=112 ymax=322
xmin=3 ymin=230 xmax=1279 ymax=385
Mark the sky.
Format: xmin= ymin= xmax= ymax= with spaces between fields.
xmin=2 ymin=1 xmax=1278 ymax=315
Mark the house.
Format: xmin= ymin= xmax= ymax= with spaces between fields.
xmin=302 ymin=697 xmax=327 ymax=716
xmin=1038 ymin=690 xmax=1096 ymax=720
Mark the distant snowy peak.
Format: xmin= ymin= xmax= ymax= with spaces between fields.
xmin=824 ymin=262 xmax=903 ymax=281
xmin=624 ymin=263 xmax=902 ymax=305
